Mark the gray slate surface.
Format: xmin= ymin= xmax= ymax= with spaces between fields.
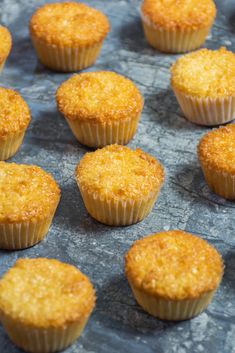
xmin=0 ymin=0 xmax=235 ymax=352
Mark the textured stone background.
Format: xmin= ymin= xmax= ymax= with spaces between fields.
xmin=0 ymin=0 xmax=235 ymax=352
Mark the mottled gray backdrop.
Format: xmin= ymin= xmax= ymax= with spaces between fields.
xmin=0 ymin=0 xmax=235 ymax=352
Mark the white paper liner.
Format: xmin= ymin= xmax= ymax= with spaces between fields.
xmin=66 ymin=114 xmax=140 ymax=148
xmin=200 ymin=162 xmax=235 ymax=200
xmin=174 ymin=89 xmax=235 ymax=126
xmin=0 ymin=199 xmax=60 ymax=250
xmin=131 ymin=285 xmax=215 ymax=321
xmin=78 ymin=184 xmax=160 ymax=226
xmin=0 ymin=130 xmax=25 ymax=161
xmin=140 ymin=11 xmax=210 ymax=53
xmin=31 ymin=36 xmax=103 ymax=72
xmin=1 ymin=313 xmax=89 ymax=353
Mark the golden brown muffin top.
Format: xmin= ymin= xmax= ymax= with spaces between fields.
xmin=0 ymin=88 xmax=31 ymax=138
xmin=0 ymin=258 xmax=95 ymax=328
xmin=198 ymin=124 xmax=235 ymax=175
xmin=0 ymin=162 xmax=60 ymax=223
xmin=0 ymin=26 xmax=12 ymax=64
xmin=125 ymin=230 xmax=223 ymax=300
xmin=56 ymin=71 xmax=143 ymax=123
xmin=76 ymin=144 xmax=164 ymax=200
xmin=29 ymin=2 xmax=110 ymax=46
xmin=141 ymin=0 xmax=216 ymax=30
xmin=171 ymin=47 xmax=235 ymax=98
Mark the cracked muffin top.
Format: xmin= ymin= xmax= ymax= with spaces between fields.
xmin=171 ymin=47 xmax=235 ymax=98
xmin=0 ymin=162 xmax=60 ymax=223
xmin=56 ymin=71 xmax=143 ymax=123
xmin=29 ymin=2 xmax=110 ymax=47
xmin=76 ymin=144 xmax=164 ymax=200
xmin=141 ymin=0 xmax=216 ymax=30
xmin=0 ymin=258 xmax=95 ymax=328
xmin=125 ymin=230 xmax=223 ymax=300
xmin=198 ymin=124 xmax=235 ymax=175
xmin=0 ymin=87 xmax=31 ymax=139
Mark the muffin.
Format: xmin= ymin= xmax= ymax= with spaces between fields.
xmin=76 ymin=144 xmax=164 ymax=226
xmin=171 ymin=47 xmax=235 ymax=126
xmin=198 ymin=124 xmax=235 ymax=199
xmin=0 ymin=258 xmax=95 ymax=353
xmin=140 ymin=0 xmax=216 ymax=53
xmin=29 ymin=2 xmax=110 ymax=72
xmin=0 ymin=25 xmax=12 ymax=72
xmin=0 ymin=87 xmax=31 ymax=160
xmin=0 ymin=162 xmax=60 ymax=250
xmin=125 ymin=230 xmax=223 ymax=321
xmin=56 ymin=71 xmax=143 ymax=148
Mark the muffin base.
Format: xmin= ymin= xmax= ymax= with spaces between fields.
xmin=200 ymin=163 xmax=235 ymax=199
xmin=130 ymin=285 xmax=215 ymax=321
xmin=0 ymin=205 xmax=59 ymax=250
xmin=0 ymin=313 xmax=89 ymax=353
xmin=0 ymin=130 xmax=26 ymax=161
xmin=141 ymin=13 xmax=211 ymax=53
xmin=66 ymin=114 xmax=140 ymax=148
xmin=31 ymin=36 xmax=103 ymax=72
xmin=173 ymin=88 xmax=235 ymax=126
xmin=78 ymin=186 xmax=160 ymax=226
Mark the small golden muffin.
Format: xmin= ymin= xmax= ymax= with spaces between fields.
xmin=140 ymin=0 xmax=216 ymax=53
xmin=125 ymin=230 xmax=223 ymax=321
xmin=0 ymin=258 xmax=95 ymax=353
xmin=0 ymin=87 xmax=31 ymax=160
xmin=171 ymin=47 xmax=235 ymax=126
xmin=29 ymin=2 xmax=110 ymax=72
xmin=0 ymin=162 xmax=60 ymax=249
xmin=0 ymin=26 xmax=12 ymax=72
xmin=56 ymin=71 xmax=143 ymax=148
xmin=76 ymin=144 xmax=164 ymax=226
xmin=198 ymin=124 xmax=235 ymax=199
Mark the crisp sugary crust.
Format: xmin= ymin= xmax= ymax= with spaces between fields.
xmin=76 ymin=144 xmax=164 ymax=200
xmin=56 ymin=71 xmax=143 ymax=123
xmin=125 ymin=230 xmax=223 ymax=300
xmin=0 ymin=88 xmax=31 ymax=139
xmin=0 ymin=258 xmax=95 ymax=328
xmin=171 ymin=47 xmax=235 ymax=98
xmin=0 ymin=162 xmax=60 ymax=223
xmin=29 ymin=2 xmax=110 ymax=47
xmin=0 ymin=26 xmax=12 ymax=64
xmin=198 ymin=124 xmax=235 ymax=175
xmin=141 ymin=0 xmax=216 ymax=30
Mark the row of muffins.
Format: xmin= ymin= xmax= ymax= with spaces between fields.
xmin=0 ymin=0 xmax=218 ymax=71
xmin=0 ymin=230 xmax=223 ymax=353
xmin=0 ymin=0 xmax=232 ymax=352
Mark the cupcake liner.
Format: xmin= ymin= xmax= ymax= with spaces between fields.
xmin=141 ymin=12 xmax=211 ymax=53
xmin=0 ymin=205 xmax=58 ymax=250
xmin=130 ymin=285 xmax=215 ymax=321
xmin=173 ymin=88 xmax=235 ymax=126
xmin=66 ymin=114 xmax=140 ymax=148
xmin=0 ymin=313 xmax=89 ymax=353
xmin=0 ymin=130 xmax=26 ymax=161
xmin=200 ymin=162 xmax=235 ymax=200
xmin=31 ymin=36 xmax=103 ymax=72
xmin=78 ymin=185 xmax=160 ymax=226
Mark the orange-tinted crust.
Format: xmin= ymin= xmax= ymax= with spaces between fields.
xmin=141 ymin=0 xmax=216 ymax=30
xmin=198 ymin=124 xmax=235 ymax=175
xmin=76 ymin=144 xmax=164 ymax=200
xmin=56 ymin=71 xmax=143 ymax=123
xmin=29 ymin=2 xmax=110 ymax=47
xmin=125 ymin=230 xmax=223 ymax=300
xmin=0 ymin=258 xmax=95 ymax=328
